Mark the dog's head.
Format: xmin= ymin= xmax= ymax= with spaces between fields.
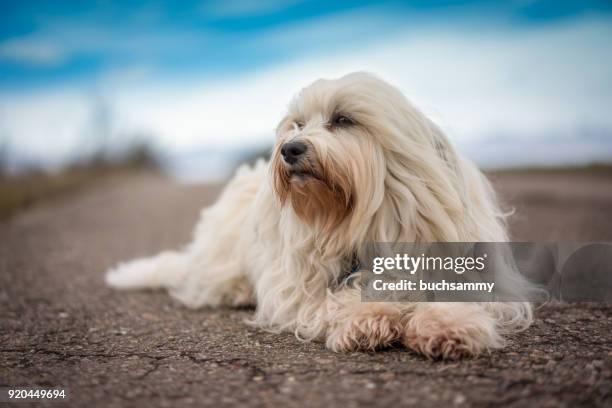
xmin=272 ymin=72 xmax=463 ymax=240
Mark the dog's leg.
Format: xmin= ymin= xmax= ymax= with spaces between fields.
xmin=106 ymin=161 xmax=266 ymax=308
xmin=168 ymin=260 xmax=254 ymax=308
xmin=325 ymin=289 xmax=503 ymax=358
xmin=106 ymin=248 xmax=254 ymax=308
xmin=325 ymin=288 xmax=404 ymax=351
xmin=400 ymin=303 xmax=503 ymax=360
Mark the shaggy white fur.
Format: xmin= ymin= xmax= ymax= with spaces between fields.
xmin=106 ymin=72 xmax=533 ymax=359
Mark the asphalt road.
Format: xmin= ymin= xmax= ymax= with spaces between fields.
xmin=1 ymin=171 xmax=611 ymax=407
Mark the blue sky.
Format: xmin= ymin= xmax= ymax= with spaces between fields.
xmin=2 ymin=1 xmax=611 ymax=88
xmin=1 ymin=1 xmax=612 ymax=175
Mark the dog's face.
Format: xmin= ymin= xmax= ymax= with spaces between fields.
xmin=272 ymin=72 xmax=402 ymax=233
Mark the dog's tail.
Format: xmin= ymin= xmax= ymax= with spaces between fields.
xmin=105 ymin=251 xmax=189 ymax=290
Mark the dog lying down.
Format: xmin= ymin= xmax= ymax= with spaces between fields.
xmin=106 ymin=72 xmax=533 ymax=360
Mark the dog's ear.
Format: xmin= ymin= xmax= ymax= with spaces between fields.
xmin=373 ymin=117 xmax=467 ymax=241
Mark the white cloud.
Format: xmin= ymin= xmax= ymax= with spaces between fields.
xmin=0 ymin=88 xmax=92 ymax=165
xmin=0 ymin=20 xmax=210 ymax=71
xmin=0 ymin=37 xmax=66 ymax=66
xmin=113 ymin=15 xmax=612 ymax=148
xmin=1 ymin=15 xmax=611 ymax=169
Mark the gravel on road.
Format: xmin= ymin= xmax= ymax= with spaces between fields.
xmin=1 ymin=172 xmax=611 ymax=407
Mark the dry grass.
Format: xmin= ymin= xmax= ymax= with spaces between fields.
xmin=0 ymin=167 xmax=144 ymax=220
xmin=486 ymin=162 xmax=612 ymax=176
xmin=0 ymin=145 xmax=159 ymax=220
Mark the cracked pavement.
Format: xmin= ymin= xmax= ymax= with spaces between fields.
xmin=1 ymin=171 xmax=611 ymax=407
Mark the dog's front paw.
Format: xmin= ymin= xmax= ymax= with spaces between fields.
xmin=326 ymin=311 xmax=401 ymax=352
xmin=401 ymin=305 xmax=503 ymax=360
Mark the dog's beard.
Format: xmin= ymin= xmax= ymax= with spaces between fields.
xmin=272 ymin=149 xmax=353 ymax=233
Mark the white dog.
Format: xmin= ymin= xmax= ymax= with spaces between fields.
xmin=106 ymin=72 xmax=532 ymax=359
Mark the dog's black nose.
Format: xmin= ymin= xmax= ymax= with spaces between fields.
xmin=281 ymin=141 xmax=307 ymax=164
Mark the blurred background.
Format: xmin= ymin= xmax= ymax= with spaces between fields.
xmin=1 ymin=0 xmax=611 ymax=220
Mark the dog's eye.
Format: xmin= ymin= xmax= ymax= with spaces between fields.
xmin=331 ymin=115 xmax=354 ymax=128
xmin=294 ymin=121 xmax=304 ymax=130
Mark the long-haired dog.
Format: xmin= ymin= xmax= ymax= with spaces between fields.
xmin=106 ymin=72 xmax=532 ymax=359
